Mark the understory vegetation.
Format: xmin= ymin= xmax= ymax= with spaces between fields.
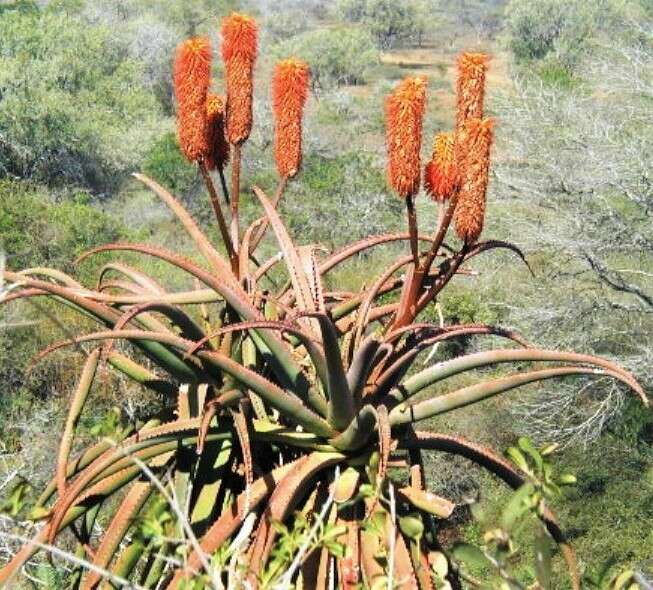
xmin=0 ymin=0 xmax=651 ymax=588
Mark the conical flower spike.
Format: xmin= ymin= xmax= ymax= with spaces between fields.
xmin=424 ymin=131 xmax=458 ymax=201
xmin=221 ymin=13 xmax=258 ymax=145
xmin=272 ymin=58 xmax=310 ymax=179
xmin=454 ymin=117 xmax=494 ymax=243
xmin=455 ymin=52 xmax=489 ymax=134
xmin=205 ymin=93 xmax=230 ymax=171
xmin=173 ymin=37 xmax=212 ymax=162
xmin=385 ymin=76 xmax=427 ymax=198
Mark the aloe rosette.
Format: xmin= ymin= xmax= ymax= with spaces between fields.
xmin=0 ymin=18 xmax=648 ymax=590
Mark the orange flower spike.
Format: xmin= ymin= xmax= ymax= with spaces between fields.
xmin=173 ymin=37 xmax=212 ymax=162
xmin=424 ymin=131 xmax=458 ymax=202
xmin=454 ymin=117 xmax=494 ymax=244
xmin=385 ymin=76 xmax=427 ymax=198
xmin=205 ymin=93 xmax=230 ymax=171
xmin=455 ymin=52 xmax=489 ymax=134
xmin=221 ymin=13 xmax=258 ymax=144
xmin=272 ymin=58 xmax=310 ymax=179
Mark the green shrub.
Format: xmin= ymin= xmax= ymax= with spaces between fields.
xmin=142 ymin=132 xmax=199 ymax=196
xmin=505 ymin=0 xmax=594 ymax=69
xmin=272 ymin=27 xmax=378 ymax=89
xmin=334 ymin=0 xmax=431 ymax=48
xmin=0 ymin=4 xmax=161 ymax=191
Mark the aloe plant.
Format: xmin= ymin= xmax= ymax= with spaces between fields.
xmin=0 ymin=13 xmax=648 ymax=590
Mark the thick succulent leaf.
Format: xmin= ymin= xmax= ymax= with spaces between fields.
xmin=97 ymin=261 xmax=166 ymax=294
xmin=319 ymin=233 xmax=439 ymax=276
xmin=75 ymin=244 xmax=314 ymax=404
xmin=246 ymin=451 xmax=344 ymax=580
xmin=389 ymin=366 xmax=622 ymax=425
xmin=27 ymin=328 xmax=335 ymax=437
xmin=80 ymin=481 xmax=152 ymax=590
xmin=308 ymin=312 xmax=355 ymax=431
xmin=133 ymin=172 xmax=235 ymax=281
xmin=3 ymin=272 xmax=201 ymax=382
xmin=56 ymin=349 xmax=101 ymax=499
xmin=167 ymin=461 xmax=300 ymax=589
xmin=252 ymin=186 xmax=318 ymax=323
xmin=387 ymin=348 xmax=647 ymax=405
xmin=346 ymin=337 xmax=382 ymax=406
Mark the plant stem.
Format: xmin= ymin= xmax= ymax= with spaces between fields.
xmin=230 ymin=143 xmax=242 ymax=265
xmin=406 ymin=193 xmax=419 ymax=268
xmin=199 ymin=162 xmax=236 ymax=267
xmin=218 ymin=166 xmax=230 ymax=205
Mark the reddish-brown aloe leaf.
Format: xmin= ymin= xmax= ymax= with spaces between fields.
xmin=252 ymin=186 xmax=318 ymax=329
xmin=56 ymin=349 xmax=101 ymax=499
xmin=133 ymin=172 xmax=236 ymax=279
xmin=96 ymin=261 xmax=166 ymax=295
xmin=28 ymin=329 xmax=334 ymax=437
xmin=319 ymin=233 xmax=440 ymax=276
xmin=75 ymin=243 xmax=315 ymax=403
xmin=167 ymin=461 xmax=300 ymax=589
xmin=247 ymin=451 xmax=344 ymax=580
xmin=80 ymin=481 xmax=153 ymax=590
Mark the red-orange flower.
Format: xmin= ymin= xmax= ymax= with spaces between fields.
xmin=272 ymin=58 xmax=310 ymax=179
xmin=221 ymin=13 xmax=258 ymax=144
xmin=455 ymin=52 xmax=489 ymax=134
xmin=424 ymin=131 xmax=457 ymax=201
xmin=205 ymin=93 xmax=230 ymax=171
xmin=385 ymin=76 xmax=427 ymax=198
xmin=173 ymin=37 xmax=212 ymax=162
xmin=454 ymin=117 xmax=494 ymax=243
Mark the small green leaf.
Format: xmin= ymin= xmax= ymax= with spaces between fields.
xmin=452 ymin=543 xmax=491 ymax=570
xmin=399 ymin=514 xmax=423 ymax=540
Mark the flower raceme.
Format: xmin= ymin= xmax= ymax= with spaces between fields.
xmin=455 ymin=52 xmax=489 ymax=134
xmin=272 ymin=58 xmax=310 ymax=179
xmin=221 ymin=13 xmax=258 ymax=145
xmin=424 ymin=131 xmax=458 ymax=201
xmin=385 ymin=76 xmax=427 ymax=198
xmin=454 ymin=117 xmax=494 ymax=243
xmin=205 ymin=94 xmax=230 ymax=171
xmin=173 ymin=37 xmax=212 ymax=162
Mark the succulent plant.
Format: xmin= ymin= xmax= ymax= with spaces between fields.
xmin=0 ymin=12 xmax=647 ymax=590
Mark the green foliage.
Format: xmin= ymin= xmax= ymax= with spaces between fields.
xmin=0 ymin=3 xmax=161 ymax=190
xmin=142 ymin=132 xmax=199 ymax=196
xmin=272 ymin=27 xmax=378 ymax=89
xmin=505 ymin=0 xmax=594 ymax=69
xmin=0 ymin=181 xmax=127 ymax=273
xmin=334 ymin=0 xmax=432 ymax=48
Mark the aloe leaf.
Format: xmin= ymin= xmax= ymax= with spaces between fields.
xmin=75 ymin=244 xmax=315 ymax=405
xmin=387 ymin=347 xmax=646 ymax=405
xmin=309 ymin=313 xmax=355 ymax=430
xmin=133 ymin=172 xmax=235 ymax=281
xmin=56 ymin=349 xmax=101 ymax=499
xmin=80 ymin=481 xmax=152 ymax=590
xmin=346 ymin=337 xmax=381 ymax=406
xmin=97 ymin=261 xmax=166 ymax=294
xmin=252 ymin=186 xmax=317 ymax=320
xmin=390 ymin=366 xmax=609 ymax=425
xmin=319 ymin=232 xmax=439 ymax=276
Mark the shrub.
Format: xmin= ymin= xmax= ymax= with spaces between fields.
xmin=334 ymin=0 xmax=431 ymax=48
xmin=505 ymin=0 xmax=594 ymax=69
xmin=272 ymin=27 xmax=378 ymax=89
xmin=0 ymin=4 xmax=161 ymax=191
